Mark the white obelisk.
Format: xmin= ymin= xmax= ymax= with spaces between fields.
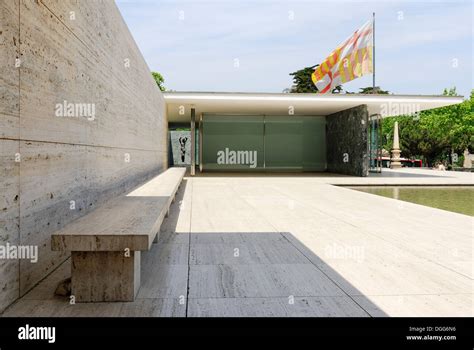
xmin=390 ymin=121 xmax=402 ymax=169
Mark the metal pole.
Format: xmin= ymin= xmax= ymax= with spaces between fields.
xmin=263 ymin=115 xmax=266 ymax=169
xmin=378 ymin=113 xmax=383 ymax=172
xmin=199 ymin=113 xmax=203 ymax=173
xmin=372 ymin=12 xmax=375 ymax=94
xmin=190 ymin=107 xmax=195 ymax=176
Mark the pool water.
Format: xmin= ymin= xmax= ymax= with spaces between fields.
xmin=350 ymin=186 xmax=474 ymax=216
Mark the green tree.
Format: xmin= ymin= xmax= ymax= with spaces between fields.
xmin=289 ymin=65 xmax=318 ymax=93
xmin=151 ymin=71 xmax=166 ymax=92
xmin=346 ymin=86 xmax=390 ymax=94
xmin=358 ymin=86 xmax=389 ymax=94
xmin=289 ymin=65 xmax=342 ymax=93
xmin=381 ymin=88 xmax=474 ymax=167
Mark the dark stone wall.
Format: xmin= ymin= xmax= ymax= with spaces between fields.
xmin=326 ymin=105 xmax=369 ymax=177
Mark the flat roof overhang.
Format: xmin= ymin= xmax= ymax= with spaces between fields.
xmin=164 ymin=91 xmax=464 ymax=123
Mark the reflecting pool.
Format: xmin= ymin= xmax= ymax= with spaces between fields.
xmin=350 ymin=186 xmax=474 ymax=216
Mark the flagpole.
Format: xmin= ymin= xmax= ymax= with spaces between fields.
xmin=372 ymin=12 xmax=375 ymax=94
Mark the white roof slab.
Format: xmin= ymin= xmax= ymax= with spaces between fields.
xmin=164 ymin=91 xmax=464 ymax=123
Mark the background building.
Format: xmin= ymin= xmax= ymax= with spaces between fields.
xmin=165 ymin=92 xmax=462 ymax=176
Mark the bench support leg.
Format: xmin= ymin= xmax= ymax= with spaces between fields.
xmin=71 ymin=251 xmax=141 ymax=302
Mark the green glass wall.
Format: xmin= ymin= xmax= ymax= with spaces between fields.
xmin=202 ymin=115 xmax=265 ymax=170
xmin=202 ymin=114 xmax=326 ymax=171
xmin=265 ymin=116 xmax=326 ymax=171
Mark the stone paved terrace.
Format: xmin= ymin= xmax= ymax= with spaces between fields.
xmin=2 ymin=169 xmax=473 ymax=317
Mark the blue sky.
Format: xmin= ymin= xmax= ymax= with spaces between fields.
xmin=116 ymin=0 xmax=473 ymax=97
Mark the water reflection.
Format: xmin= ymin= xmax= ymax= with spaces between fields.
xmin=350 ymin=186 xmax=474 ymax=216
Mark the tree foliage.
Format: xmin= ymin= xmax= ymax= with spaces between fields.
xmin=381 ymin=88 xmax=474 ymax=167
xmin=354 ymin=86 xmax=389 ymax=94
xmin=289 ymin=65 xmax=342 ymax=93
xmin=151 ymin=71 xmax=166 ymax=92
xmin=289 ymin=65 xmax=318 ymax=93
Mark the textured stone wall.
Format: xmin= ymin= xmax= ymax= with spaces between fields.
xmin=0 ymin=0 xmax=167 ymax=312
xmin=326 ymin=105 xmax=369 ymax=177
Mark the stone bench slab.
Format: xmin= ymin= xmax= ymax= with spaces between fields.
xmin=49 ymin=167 xmax=186 ymax=302
xmin=51 ymin=167 xmax=186 ymax=252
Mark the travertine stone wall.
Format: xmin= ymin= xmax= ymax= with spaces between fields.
xmin=0 ymin=0 xmax=167 ymax=312
xmin=326 ymin=105 xmax=369 ymax=177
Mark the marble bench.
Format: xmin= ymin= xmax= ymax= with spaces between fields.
xmin=51 ymin=167 xmax=186 ymax=302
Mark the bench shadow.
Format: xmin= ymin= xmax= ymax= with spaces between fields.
xmin=151 ymin=187 xmax=389 ymax=316
xmin=146 ymin=228 xmax=389 ymax=317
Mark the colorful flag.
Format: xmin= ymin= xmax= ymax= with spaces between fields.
xmin=312 ymin=20 xmax=373 ymax=93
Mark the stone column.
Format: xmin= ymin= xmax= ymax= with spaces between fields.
xmin=390 ymin=121 xmax=402 ymax=169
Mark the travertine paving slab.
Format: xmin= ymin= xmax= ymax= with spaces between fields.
xmin=3 ymin=298 xmax=185 ymax=317
xmin=188 ymin=296 xmax=369 ymax=317
xmin=159 ymin=231 xmax=190 ymax=244
xmin=143 ymin=243 xmax=189 ymax=265
xmin=3 ymin=172 xmax=472 ymax=317
xmin=273 ymin=182 xmax=473 ymax=278
xmin=280 ymin=229 xmax=473 ymax=296
xmin=317 ymin=260 xmax=473 ymax=296
xmin=190 ymin=181 xmax=277 ymax=233
xmin=136 ymin=264 xmax=188 ymax=299
xmin=353 ymin=294 xmax=474 ymax=317
xmin=190 ymin=240 xmax=308 ymax=265
xmin=188 ymin=264 xmax=346 ymax=298
xmin=190 ymin=232 xmax=287 ymax=244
